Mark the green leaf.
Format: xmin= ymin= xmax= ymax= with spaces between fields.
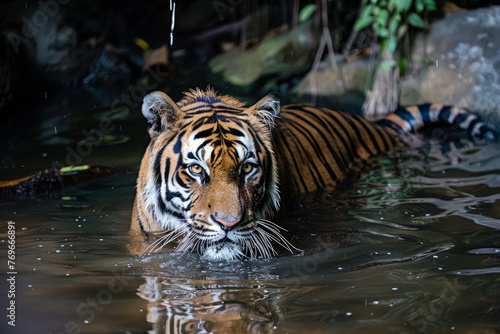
xmin=377 ymin=9 xmax=389 ymax=25
xmin=388 ymin=0 xmax=396 ymax=11
xmin=389 ymin=15 xmax=400 ymax=33
xmin=408 ymin=13 xmax=425 ymax=28
xmin=424 ymin=0 xmax=437 ymax=11
xmin=362 ymin=4 xmax=374 ymax=18
xmin=398 ymin=57 xmax=407 ymax=75
xmin=299 ymin=4 xmax=317 ymax=22
xmin=379 ymin=59 xmax=396 ymax=70
xmin=380 ymin=38 xmax=387 ymax=51
xmin=377 ymin=26 xmax=389 ymax=38
xmin=415 ymin=0 xmax=425 ymax=13
xmin=61 ymin=165 xmax=91 ymax=173
xmin=354 ymin=16 xmax=375 ymax=30
xmin=397 ymin=0 xmax=412 ymax=13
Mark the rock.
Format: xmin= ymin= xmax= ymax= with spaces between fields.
xmin=208 ymin=22 xmax=319 ymax=93
xmin=293 ymin=55 xmax=371 ymax=112
xmin=401 ymin=6 xmax=500 ymax=126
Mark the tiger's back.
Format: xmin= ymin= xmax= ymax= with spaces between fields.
xmin=272 ymin=103 xmax=494 ymax=197
xmin=273 ymin=105 xmax=398 ymax=195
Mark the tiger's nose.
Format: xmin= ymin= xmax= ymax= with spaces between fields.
xmin=215 ymin=217 xmax=241 ymax=229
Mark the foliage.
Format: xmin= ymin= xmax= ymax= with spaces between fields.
xmin=299 ymin=4 xmax=317 ymax=23
xmin=354 ymin=0 xmax=436 ymax=71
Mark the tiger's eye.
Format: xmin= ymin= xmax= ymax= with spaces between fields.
xmin=242 ymin=163 xmax=253 ymax=174
xmin=189 ymin=164 xmax=203 ymax=175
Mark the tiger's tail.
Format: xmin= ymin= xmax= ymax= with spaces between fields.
xmin=375 ymin=103 xmax=496 ymax=139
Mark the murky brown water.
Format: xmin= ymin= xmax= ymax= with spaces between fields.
xmin=1 ymin=88 xmax=499 ymax=334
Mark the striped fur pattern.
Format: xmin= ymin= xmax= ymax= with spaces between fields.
xmin=132 ymin=89 xmax=295 ymax=260
xmin=131 ymin=88 xmax=494 ymax=260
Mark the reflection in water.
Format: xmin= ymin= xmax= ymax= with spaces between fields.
xmin=138 ymin=276 xmax=286 ymax=334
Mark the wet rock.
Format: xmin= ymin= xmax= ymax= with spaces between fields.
xmin=0 ymin=165 xmax=112 ymax=200
xmin=293 ymin=55 xmax=371 ymax=112
xmin=208 ymin=22 xmax=319 ymax=93
xmin=401 ymin=6 xmax=500 ymax=125
xmin=82 ymin=47 xmax=134 ymax=86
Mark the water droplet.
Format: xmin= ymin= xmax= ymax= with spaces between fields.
xmin=170 ymin=1 xmax=176 ymax=46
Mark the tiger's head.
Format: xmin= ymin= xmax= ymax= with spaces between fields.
xmin=134 ymin=88 xmax=295 ymax=260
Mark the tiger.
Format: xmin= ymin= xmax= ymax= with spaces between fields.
xmin=130 ymin=87 xmax=495 ymax=261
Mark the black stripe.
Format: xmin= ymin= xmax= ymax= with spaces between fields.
xmin=418 ymin=103 xmax=432 ymax=125
xmin=279 ymin=119 xmax=326 ymax=189
xmin=135 ymin=202 xmax=149 ymax=238
xmin=305 ymin=107 xmax=352 ymax=169
xmin=339 ymin=112 xmax=380 ymax=156
xmin=286 ymin=110 xmax=342 ymax=181
xmin=154 ymin=145 xmax=166 ymax=183
xmin=273 ymin=127 xmax=309 ymax=192
xmin=194 ymin=128 xmax=213 ymax=139
xmin=376 ymin=119 xmax=401 ymax=133
xmin=451 ymin=113 xmax=468 ymax=127
xmin=466 ymin=118 xmax=480 ymax=134
xmin=163 ymin=157 xmax=183 ymax=202
xmin=438 ymin=106 xmax=453 ymax=123
xmin=394 ymin=107 xmax=416 ymax=131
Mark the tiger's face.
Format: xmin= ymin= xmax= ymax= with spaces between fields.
xmin=134 ymin=89 xmax=295 ymax=260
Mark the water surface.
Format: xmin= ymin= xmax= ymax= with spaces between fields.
xmin=1 ymin=89 xmax=499 ymax=334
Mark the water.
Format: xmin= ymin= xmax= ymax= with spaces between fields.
xmin=1 ymin=88 xmax=499 ymax=334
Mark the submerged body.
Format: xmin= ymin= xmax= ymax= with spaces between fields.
xmin=130 ymin=88 xmax=493 ymax=260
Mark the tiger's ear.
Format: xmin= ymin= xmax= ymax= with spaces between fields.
xmin=248 ymin=94 xmax=280 ymax=128
xmin=141 ymin=91 xmax=182 ymax=139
